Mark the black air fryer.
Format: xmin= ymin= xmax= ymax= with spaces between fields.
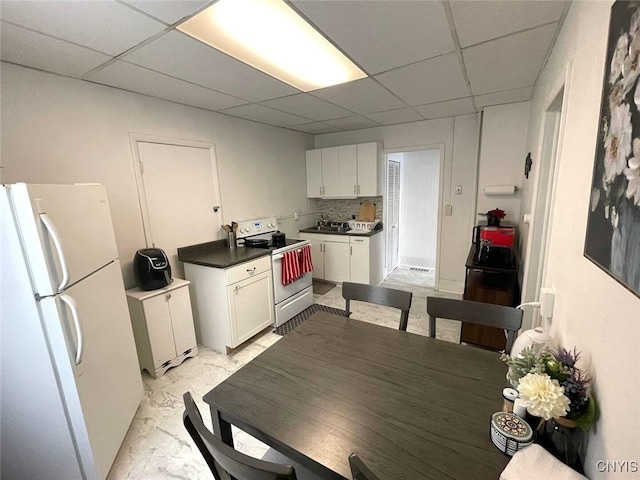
xmin=134 ymin=248 xmax=173 ymax=291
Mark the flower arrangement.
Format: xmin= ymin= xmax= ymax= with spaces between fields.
xmin=502 ymin=346 xmax=597 ymax=430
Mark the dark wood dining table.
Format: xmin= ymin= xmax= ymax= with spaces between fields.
xmin=203 ymin=311 xmax=511 ymax=480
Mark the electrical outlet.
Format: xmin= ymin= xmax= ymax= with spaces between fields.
xmin=539 ymin=287 xmax=555 ymax=318
xmin=455 ymin=185 xmax=462 ymax=195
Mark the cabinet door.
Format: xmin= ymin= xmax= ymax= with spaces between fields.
xmin=167 ymin=286 xmax=197 ymax=357
xmin=228 ymin=270 xmax=274 ymax=346
xmin=357 ymin=142 xmax=380 ymax=196
xmin=339 ymin=144 xmax=358 ymax=196
xmin=321 ymin=147 xmax=340 ymax=197
xmin=309 ymin=240 xmax=324 ymax=279
xmin=305 ymin=149 xmax=323 ymax=198
xmin=142 ymin=294 xmax=177 ymax=368
xmin=323 ymin=241 xmax=350 ymax=283
xmin=350 ymin=242 xmax=370 ymax=284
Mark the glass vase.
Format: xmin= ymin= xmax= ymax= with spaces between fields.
xmin=537 ymin=417 xmax=584 ymax=474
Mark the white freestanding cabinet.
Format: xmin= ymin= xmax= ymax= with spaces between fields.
xmin=184 ymin=256 xmax=274 ymax=354
xmin=125 ymin=279 xmax=197 ymax=378
xmin=305 ymin=142 xmax=383 ymax=198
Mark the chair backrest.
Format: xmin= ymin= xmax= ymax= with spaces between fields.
xmin=342 ymin=282 xmax=413 ymax=331
xmin=349 ymin=453 xmax=381 ymax=480
xmin=426 ymin=297 xmax=523 ymax=353
xmin=182 ymin=392 xmax=297 ymax=480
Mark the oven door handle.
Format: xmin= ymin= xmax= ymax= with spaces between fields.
xmin=273 ymin=248 xmax=303 ymax=260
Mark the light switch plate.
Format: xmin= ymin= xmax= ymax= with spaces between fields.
xmin=444 ymin=204 xmax=453 ymax=215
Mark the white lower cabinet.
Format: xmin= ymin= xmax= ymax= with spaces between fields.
xmin=184 ymin=255 xmax=274 ymax=354
xmin=299 ymin=233 xmax=350 ymax=283
xmin=126 ymin=278 xmax=198 ymax=378
xmin=299 ymin=231 xmax=383 ymax=285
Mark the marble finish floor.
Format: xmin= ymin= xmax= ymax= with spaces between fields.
xmin=107 ymin=280 xmax=462 ymax=479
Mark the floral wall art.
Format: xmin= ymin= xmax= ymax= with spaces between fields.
xmin=585 ymin=0 xmax=640 ymax=298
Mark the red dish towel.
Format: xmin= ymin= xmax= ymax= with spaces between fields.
xmin=299 ymin=245 xmax=313 ymax=275
xmin=281 ymin=250 xmax=301 ymax=285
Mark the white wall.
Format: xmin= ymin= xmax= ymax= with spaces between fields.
xmin=315 ymin=114 xmax=479 ymax=293
xmin=0 ymin=64 xmax=314 ymax=287
xmin=476 ymin=102 xmax=530 ymax=228
xmin=398 ymin=149 xmax=440 ymax=269
xmin=521 ymin=2 xmax=640 ymax=477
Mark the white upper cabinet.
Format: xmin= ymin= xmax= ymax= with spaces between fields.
xmin=305 ymin=149 xmax=323 ymax=198
xmin=305 ymin=142 xmax=383 ymax=198
xmin=357 ymin=142 xmax=384 ymax=197
xmin=338 ymin=144 xmax=357 ymax=196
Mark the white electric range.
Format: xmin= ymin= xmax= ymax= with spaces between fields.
xmin=236 ymin=217 xmax=313 ymax=327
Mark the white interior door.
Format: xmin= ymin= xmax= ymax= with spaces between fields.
xmin=386 ymin=160 xmax=400 ymax=274
xmin=135 ymin=140 xmax=221 ymax=279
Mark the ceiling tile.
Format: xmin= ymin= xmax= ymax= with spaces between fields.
xmin=123 ymin=31 xmax=299 ymax=102
xmin=313 ymin=78 xmax=405 ymax=115
xmin=291 ymin=0 xmax=454 ymax=74
xmin=261 ymin=94 xmax=353 ymax=121
xmin=219 ymin=104 xmax=312 ymax=127
xmin=414 ymin=97 xmax=476 ymax=120
xmin=463 ymin=23 xmax=557 ymax=96
xmin=120 ymin=0 xmax=210 ymax=25
xmin=0 ymin=21 xmax=111 ymax=78
xmin=365 ymin=108 xmax=424 ymax=126
xmin=288 ymin=122 xmax=343 ymax=135
xmin=474 ymin=87 xmax=533 ymax=109
xmin=86 ymin=60 xmax=247 ymax=111
xmin=375 ymin=53 xmax=470 ymax=106
xmin=324 ymin=116 xmax=380 ymax=130
xmin=451 ymin=0 xmax=567 ymax=48
xmin=0 ymin=0 xmax=166 ymax=56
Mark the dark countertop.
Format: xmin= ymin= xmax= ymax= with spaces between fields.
xmin=298 ymin=225 xmax=383 ymax=237
xmin=177 ymin=240 xmax=271 ymax=268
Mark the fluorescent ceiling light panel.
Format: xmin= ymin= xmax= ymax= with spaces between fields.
xmin=177 ymin=0 xmax=366 ymax=91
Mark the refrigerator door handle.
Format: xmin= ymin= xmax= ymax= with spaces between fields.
xmin=40 ymin=212 xmax=70 ymax=291
xmin=60 ymin=294 xmax=84 ymax=365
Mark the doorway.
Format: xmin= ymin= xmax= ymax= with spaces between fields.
xmin=130 ymin=135 xmax=222 ymax=279
xmin=384 ymin=148 xmax=441 ymax=288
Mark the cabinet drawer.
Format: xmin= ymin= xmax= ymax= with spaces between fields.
xmin=226 ymin=256 xmax=271 ymax=285
xmin=349 ymin=236 xmax=369 ymax=245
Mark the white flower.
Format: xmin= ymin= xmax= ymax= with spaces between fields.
xmin=517 ymin=373 xmax=570 ymax=421
xmin=631 ymin=9 xmax=640 ymax=36
xmin=623 ymin=32 xmax=640 ymax=95
xmin=611 ymin=33 xmax=629 ymax=84
xmin=604 ymin=103 xmax=633 ymax=187
xmin=624 ymin=157 xmax=640 ymax=206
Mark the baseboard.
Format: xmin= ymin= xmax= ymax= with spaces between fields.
xmin=437 ymin=279 xmax=464 ymax=294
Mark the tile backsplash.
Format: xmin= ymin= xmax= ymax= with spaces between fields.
xmin=314 ymin=196 xmax=383 ymax=223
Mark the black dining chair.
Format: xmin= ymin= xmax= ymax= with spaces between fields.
xmin=342 ymin=282 xmax=413 ymax=330
xmin=182 ymin=392 xmax=298 ymax=480
xmin=426 ymin=297 xmax=523 ymax=353
xmin=349 ymin=453 xmax=382 ymax=480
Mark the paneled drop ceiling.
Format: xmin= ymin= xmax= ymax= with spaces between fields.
xmin=0 ymin=0 xmax=570 ymax=134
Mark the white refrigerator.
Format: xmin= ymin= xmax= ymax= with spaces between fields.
xmin=1 ymin=183 xmax=143 ymax=480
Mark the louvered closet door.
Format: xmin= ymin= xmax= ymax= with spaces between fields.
xmin=386 ymin=160 xmax=400 ymax=274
